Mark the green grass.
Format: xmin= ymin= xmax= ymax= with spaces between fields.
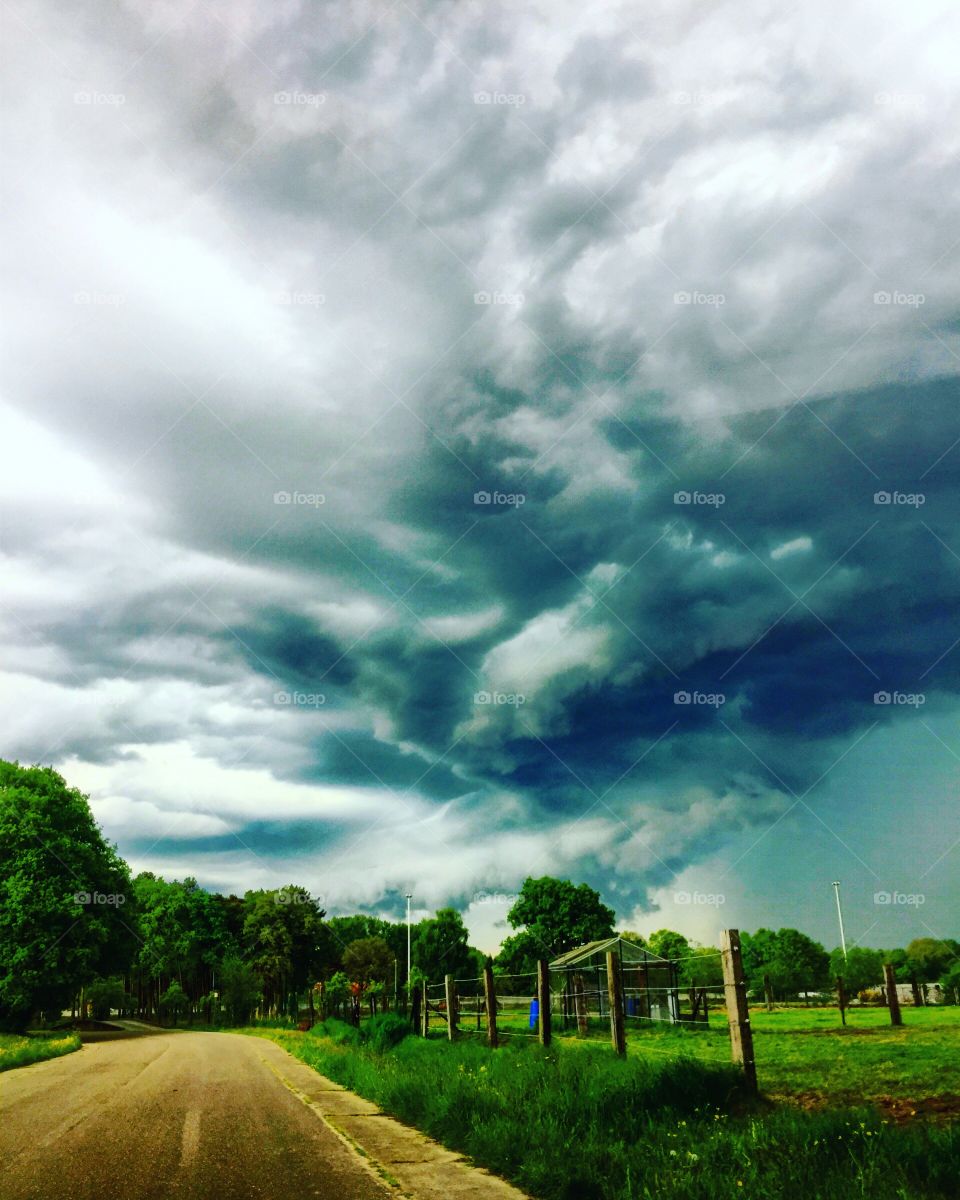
xmin=243 ymin=1019 xmax=960 ymax=1200
xmin=0 ymin=1031 xmax=82 ymax=1072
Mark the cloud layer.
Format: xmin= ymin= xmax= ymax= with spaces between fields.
xmin=3 ymin=0 xmax=960 ymax=949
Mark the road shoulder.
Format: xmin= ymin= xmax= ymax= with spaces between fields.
xmin=251 ymin=1036 xmax=530 ymax=1200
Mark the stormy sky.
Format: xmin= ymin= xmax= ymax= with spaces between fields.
xmin=3 ymin=0 xmax=959 ymax=952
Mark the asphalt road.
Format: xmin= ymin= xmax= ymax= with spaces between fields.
xmin=0 ymin=1028 xmax=393 ymax=1200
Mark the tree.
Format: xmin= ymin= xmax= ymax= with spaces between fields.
xmin=828 ymin=946 xmax=884 ymax=994
xmin=0 ymin=761 xmax=134 ymax=1031
xmin=85 ymin=977 xmax=127 ymax=1020
xmin=504 ymin=877 xmax=615 ymax=961
xmin=343 ymin=937 xmax=394 ymax=989
xmin=243 ymin=887 xmax=326 ymax=1014
xmin=159 ymin=980 xmax=188 ymax=1026
xmin=742 ymin=928 xmax=830 ymax=997
xmin=412 ymin=908 xmax=481 ymax=982
xmin=219 ymin=953 xmax=259 ymax=1025
xmin=647 ymin=929 xmax=691 ymax=962
xmin=903 ymin=938 xmax=954 ymax=984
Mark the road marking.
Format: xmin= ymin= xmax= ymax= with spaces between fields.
xmin=179 ymin=1110 xmax=201 ymax=1169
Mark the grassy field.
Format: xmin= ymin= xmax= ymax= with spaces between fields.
xmin=0 ymin=1031 xmax=82 ymax=1072
xmin=245 ymin=1013 xmax=960 ymax=1200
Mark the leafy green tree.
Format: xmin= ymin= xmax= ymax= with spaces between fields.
xmin=412 ymin=908 xmax=481 ymax=982
xmin=243 ymin=886 xmax=325 ymax=1013
xmin=219 ymin=953 xmax=259 ymax=1025
xmin=742 ymin=928 xmax=830 ymax=997
xmin=828 ymin=946 xmax=884 ymax=994
xmin=0 ymin=761 xmax=134 ymax=1031
xmin=940 ymin=959 xmax=960 ymax=1003
xmin=903 ymin=937 xmax=955 ymax=983
xmin=159 ymin=980 xmax=188 ymax=1026
xmin=679 ymin=946 xmax=724 ymax=988
xmin=504 ymin=877 xmax=615 ymax=961
xmin=494 ymin=930 xmax=543 ymax=977
xmin=647 ymin=929 xmax=691 ymax=962
xmin=85 ymin=977 xmax=127 ymax=1020
xmin=343 ymin=937 xmax=394 ymax=988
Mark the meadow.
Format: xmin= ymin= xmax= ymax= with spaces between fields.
xmin=0 ymin=1031 xmax=81 ymax=1072
xmin=246 ymin=1007 xmax=960 ymax=1200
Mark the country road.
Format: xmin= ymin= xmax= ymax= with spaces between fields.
xmin=0 ymin=1027 xmax=527 ymax=1200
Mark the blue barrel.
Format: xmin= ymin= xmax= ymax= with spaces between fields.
xmin=529 ymin=998 xmax=539 ymax=1029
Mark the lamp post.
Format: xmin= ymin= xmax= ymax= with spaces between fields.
xmin=832 ymin=881 xmax=847 ymax=961
xmin=405 ymin=893 xmax=413 ymax=982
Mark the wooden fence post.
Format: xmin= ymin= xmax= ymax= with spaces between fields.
xmin=445 ymin=974 xmax=457 ymax=1041
xmin=606 ymin=951 xmax=626 ymax=1056
xmin=720 ymin=929 xmax=757 ymax=1092
xmin=884 ymin=963 xmax=903 ymax=1026
xmin=537 ymin=959 xmax=552 ymax=1047
xmin=763 ymin=973 xmax=774 ymax=1012
xmin=573 ymin=972 xmax=588 ymax=1034
xmin=421 ymin=980 xmax=429 ymax=1037
xmin=836 ymin=975 xmax=846 ymax=1026
xmin=483 ymin=963 xmax=498 ymax=1048
xmin=411 ymin=985 xmax=421 ymax=1035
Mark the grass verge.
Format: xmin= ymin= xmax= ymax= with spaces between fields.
xmin=0 ymin=1031 xmax=81 ymax=1072
xmin=243 ymin=1018 xmax=960 ymax=1200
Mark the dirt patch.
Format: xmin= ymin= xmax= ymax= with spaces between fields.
xmin=770 ymin=1090 xmax=960 ymax=1122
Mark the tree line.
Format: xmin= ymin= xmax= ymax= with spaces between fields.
xmin=2 ymin=761 xmax=957 ymax=1032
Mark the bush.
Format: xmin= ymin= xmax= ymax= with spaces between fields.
xmin=315 ymin=1017 xmax=362 ymax=1047
xmin=362 ymin=1012 xmax=413 ymax=1052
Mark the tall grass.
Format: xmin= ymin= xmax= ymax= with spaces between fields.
xmin=250 ymin=1020 xmax=960 ymax=1200
xmin=0 ymin=1032 xmax=81 ymax=1072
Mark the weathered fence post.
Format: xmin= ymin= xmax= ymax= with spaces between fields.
xmin=573 ymin=972 xmax=589 ymax=1034
xmin=537 ymin=959 xmax=552 ymax=1047
xmin=606 ymin=951 xmax=626 ymax=1056
xmin=884 ymin=963 xmax=903 ymax=1026
xmin=411 ymin=985 xmax=421 ymax=1035
xmin=720 ymin=929 xmax=757 ymax=1092
xmin=763 ymin=973 xmax=774 ymax=1012
xmin=836 ymin=975 xmax=846 ymax=1026
xmin=421 ymin=980 xmax=430 ymax=1037
xmin=445 ymin=974 xmax=458 ymax=1041
xmin=483 ymin=962 xmax=498 ymax=1048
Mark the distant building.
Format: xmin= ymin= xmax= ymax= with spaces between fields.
xmin=550 ymin=936 xmax=680 ymax=1024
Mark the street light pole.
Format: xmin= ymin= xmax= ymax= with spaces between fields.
xmin=832 ymin=881 xmax=847 ymax=961
xmin=405 ymin=893 xmax=413 ymax=982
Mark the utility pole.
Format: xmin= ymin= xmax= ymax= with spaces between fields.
xmin=832 ymin=881 xmax=847 ymax=961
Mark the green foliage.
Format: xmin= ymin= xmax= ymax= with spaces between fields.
xmin=342 ymin=936 xmax=394 ymax=986
xmin=0 ymin=760 xmax=134 ymax=1032
xmin=742 ymin=927 xmax=830 ymax=997
xmin=242 ymin=886 xmax=326 ymax=1009
xmin=503 ymin=876 xmax=615 ymax=963
xmin=362 ymin=1011 xmax=414 ymax=1052
xmin=159 ymin=980 xmax=188 ymax=1024
xmin=85 ymin=977 xmax=127 ymax=1020
xmin=412 ymin=908 xmax=478 ymax=982
xmin=647 ymin=928 xmax=691 ymax=961
xmin=219 ymin=953 xmax=260 ymax=1026
xmin=828 ymin=945 xmax=885 ymax=994
xmin=903 ymin=937 xmax=957 ymax=983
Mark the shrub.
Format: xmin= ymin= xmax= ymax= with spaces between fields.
xmin=362 ymin=1012 xmax=413 ymax=1052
